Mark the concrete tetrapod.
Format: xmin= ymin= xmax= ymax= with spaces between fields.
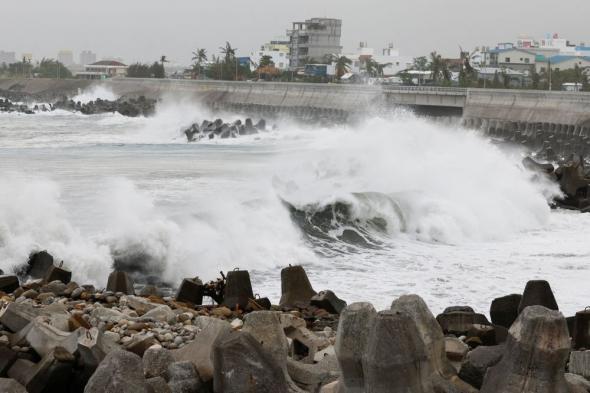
xmin=517 ymin=280 xmax=559 ymax=314
xmin=212 ymin=330 xmax=290 ymax=393
xmin=480 ymin=306 xmax=570 ymax=393
xmin=279 ymin=265 xmax=317 ymax=307
xmin=242 ymin=311 xmax=306 ymax=393
xmin=334 ymin=302 xmax=376 ymax=393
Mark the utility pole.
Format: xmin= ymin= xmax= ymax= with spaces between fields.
xmin=548 ymin=59 xmax=552 ymax=91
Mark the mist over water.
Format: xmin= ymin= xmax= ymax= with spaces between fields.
xmin=0 ymin=90 xmax=588 ymax=315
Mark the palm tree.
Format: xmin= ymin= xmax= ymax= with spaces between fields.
xmin=219 ymin=42 xmax=236 ymax=64
xmin=334 ymin=55 xmax=352 ymax=79
xmin=429 ymin=51 xmax=451 ymax=84
xmin=191 ymin=49 xmax=208 ymax=78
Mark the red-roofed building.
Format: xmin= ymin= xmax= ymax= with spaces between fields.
xmin=78 ymin=60 xmax=128 ymax=79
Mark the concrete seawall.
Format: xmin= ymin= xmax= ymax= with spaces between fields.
xmin=2 ymin=78 xmax=590 ymax=131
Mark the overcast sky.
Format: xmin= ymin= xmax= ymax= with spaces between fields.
xmin=1 ymin=0 xmax=589 ymax=65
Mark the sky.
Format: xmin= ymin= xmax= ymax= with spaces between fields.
xmin=1 ymin=0 xmax=590 ymax=66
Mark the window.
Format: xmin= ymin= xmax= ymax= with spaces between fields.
xmin=525 ymin=58 xmax=530 ymax=63
xmin=505 ymin=57 xmax=511 ymax=63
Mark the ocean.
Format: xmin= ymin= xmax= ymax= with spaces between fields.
xmin=1 ymin=86 xmax=589 ymax=316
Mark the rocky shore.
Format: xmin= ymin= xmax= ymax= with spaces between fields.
xmin=183 ymin=118 xmax=270 ymax=142
xmin=0 ymin=252 xmax=589 ymax=392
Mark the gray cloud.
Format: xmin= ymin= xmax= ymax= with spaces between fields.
xmin=2 ymin=0 xmax=589 ymax=65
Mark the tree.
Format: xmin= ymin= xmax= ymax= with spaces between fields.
xmin=530 ymin=65 xmax=540 ymax=89
xmin=330 ymin=55 xmax=352 ymax=79
xmin=191 ymin=49 xmax=208 ymax=78
xmin=259 ymin=55 xmax=274 ymax=68
xmin=34 ymin=58 xmax=72 ymax=79
xmin=150 ymin=62 xmax=165 ymax=78
xmin=429 ymin=51 xmax=451 ymax=85
xmin=413 ymin=56 xmax=428 ymax=71
xmin=127 ymin=63 xmax=152 ymax=78
xmin=218 ymin=42 xmax=239 ymax=80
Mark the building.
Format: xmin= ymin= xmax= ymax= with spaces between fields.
xmin=77 ymin=60 xmax=128 ymax=79
xmin=488 ymin=48 xmax=536 ymax=71
xmin=80 ymin=50 xmax=97 ymax=66
xmin=287 ymin=18 xmax=342 ymax=69
xmin=249 ymin=40 xmax=290 ymax=71
xmin=340 ymin=42 xmax=412 ymax=77
xmin=535 ymin=55 xmax=590 ymax=73
xmin=0 ymin=51 xmax=16 ymax=65
xmin=57 ymin=50 xmax=74 ymax=66
xmin=22 ymin=53 xmax=33 ymax=63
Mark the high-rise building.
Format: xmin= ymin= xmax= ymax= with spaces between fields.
xmin=57 ymin=50 xmax=74 ymax=66
xmin=80 ymin=50 xmax=97 ymax=66
xmin=287 ymin=18 xmax=342 ymax=69
xmin=0 ymin=51 xmax=16 ymax=64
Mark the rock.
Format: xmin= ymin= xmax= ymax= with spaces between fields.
xmin=21 ymin=289 xmax=39 ymax=299
xmin=279 ymin=265 xmax=317 ymax=307
xmin=138 ymin=285 xmax=162 ymax=297
xmin=142 ymin=305 xmax=176 ymax=324
xmin=565 ymin=373 xmax=590 ymax=393
xmin=230 ymin=318 xmax=243 ymax=330
xmin=458 ymin=344 xmax=504 ymax=389
xmin=0 ymin=276 xmax=19 ymax=294
xmin=466 ymin=323 xmax=496 ymax=346
xmin=143 ymin=346 xmax=174 ymax=379
xmin=90 ymin=306 xmax=125 ymax=323
xmin=9 ymin=347 xmax=75 ymax=393
xmin=573 ymin=310 xmax=590 ymax=350
xmin=445 ymin=337 xmax=469 ymax=363
xmin=210 ymin=306 xmax=232 ymax=318
xmin=242 ymin=311 xmax=303 ymax=392
xmin=490 ymin=294 xmax=522 ymax=328
xmin=319 ymin=380 xmax=340 ymax=393
xmin=26 ymin=317 xmax=81 ymax=357
xmin=436 ymin=310 xmax=491 ymax=335
xmin=0 ymin=346 xmax=18 ymax=376
xmin=212 ymin=330 xmax=289 ymax=393
xmin=175 ymin=278 xmax=204 ymax=305
xmin=166 ymin=361 xmax=203 ymax=393
xmin=284 ymin=322 xmax=331 ymax=364
xmin=569 ymin=351 xmax=590 ymax=379
xmin=78 ymin=328 xmax=117 ymax=370
xmin=84 ymin=350 xmax=150 ymax=393
xmin=124 ymin=295 xmax=159 ymax=315
xmin=39 ymin=280 xmax=66 ymax=296
xmin=124 ymin=333 xmax=158 ymax=357
xmin=146 ymin=377 xmax=171 ymax=393
xmin=173 ymin=316 xmax=232 ymax=382
xmin=518 ymin=280 xmax=559 ymax=314
xmin=25 ymin=251 xmax=54 ymax=279
xmin=443 ymin=306 xmax=474 ymax=313
xmin=334 ymin=302 xmax=376 ymax=392
xmin=0 ymin=378 xmax=26 ymax=393
xmin=106 ymin=271 xmax=135 ymax=295
xmin=222 ymin=270 xmax=254 ymax=310
xmin=287 ymin=356 xmax=340 ymax=392
xmin=0 ymin=303 xmax=42 ymax=332
xmin=480 ymin=306 xmax=570 ymax=393
xmin=43 ymin=265 xmax=71 ymax=284
xmin=310 ymin=290 xmax=347 ymax=315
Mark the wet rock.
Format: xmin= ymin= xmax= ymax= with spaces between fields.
xmin=490 ymin=294 xmax=522 ymax=328
xmin=436 ymin=310 xmax=491 ymax=335
xmin=175 ymin=278 xmax=204 ymax=305
xmin=518 ymin=280 xmax=559 ymax=314
xmin=39 ymin=280 xmax=66 ymax=296
xmin=569 ymin=351 xmax=590 ymax=379
xmin=84 ymin=350 xmax=150 ymax=393
xmin=445 ymin=337 xmax=469 ymax=365
xmin=334 ymin=302 xmax=376 ymax=392
xmin=146 ymin=376 xmax=171 ymax=393
xmin=106 ymin=271 xmax=135 ymax=295
xmin=480 ymin=306 xmax=570 ymax=393
xmin=166 ymin=361 xmax=203 ymax=393
xmin=310 ymin=290 xmax=347 ymax=315
xmin=0 ymin=378 xmax=26 ymax=393
xmin=222 ymin=270 xmax=254 ymax=310
xmin=25 ymin=251 xmax=54 ymax=280
xmin=43 ymin=265 xmax=71 ymax=284
xmin=138 ymin=284 xmax=163 ymax=298
xmin=212 ymin=330 xmax=289 ymax=393
xmin=458 ymin=344 xmax=504 ymax=389
xmin=573 ymin=310 xmax=590 ymax=350
xmin=143 ymin=346 xmax=174 ymax=379
xmin=173 ymin=316 xmax=232 ymax=382
xmin=9 ymin=347 xmax=75 ymax=393
xmin=0 ymin=276 xmax=19 ymax=294
xmin=279 ymin=265 xmax=317 ymax=307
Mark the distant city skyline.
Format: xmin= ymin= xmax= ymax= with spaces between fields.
xmin=2 ymin=0 xmax=590 ymax=66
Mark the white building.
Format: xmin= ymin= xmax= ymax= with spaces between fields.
xmin=249 ymin=41 xmax=290 ymax=71
xmin=341 ymin=42 xmax=412 ymax=77
xmin=57 ymin=50 xmax=74 ymax=66
xmin=0 ymin=51 xmax=16 ymax=64
xmin=80 ymin=50 xmax=97 ymax=67
xmin=78 ymin=60 xmax=128 ymax=79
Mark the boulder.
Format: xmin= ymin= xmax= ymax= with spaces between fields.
xmin=9 ymin=347 xmax=75 ymax=393
xmin=0 ymin=275 xmax=19 ymax=294
xmin=0 ymin=302 xmax=45 ymax=333
xmin=106 ymin=271 xmax=135 ymax=295
xmin=565 ymin=373 xmax=590 ymax=393
xmin=166 ymin=361 xmax=203 ymax=393
xmin=0 ymin=346 xmax=18 ymax=376
xmin=39 ymin=280 xmax=67 ymax=296
xmin=445 ymin=337 xmax=469 ymax=369
xmin=142 ymin=305 xmax=176 ymax=324
xmin=458 ymin=344 xmax=504 ymax=389
xmin=212 ymin=330 xmax=289 ymax=393
xmin=279 ymin=265 xmax=317 ymax=307
xmin=146 ymin=377 xmax=171 ymax=393
xmin=436 ymin=310 xmax=491 ymax=335
xmin=480 ymin=306 xmax=570 ymax=393
xmin=518 ymin=280 xmax=558 ymax=314
xmin=490 ymin=294 xmax=522 ymax=328
xmin=569 ymin=351 xmax=590 ymax=379
xmin=43 ymin=265 xmax=71 ymax=284
xmin=222 ymin=270 xmax=254 ymax=310
xmin=77 ymin=328 xmax=117 ymax=370
xmin=26 ymin=317 xmax=81 ymax=357
xmin=143 ymin=346 xmax=174 ymax=379
xmin=124 ymin=332 xmax=158 ymax=357
xmin=287 ymin=356 xmax=340 ymax=392
xmin=175 ymin=278 xmax=204 ymax=305
xmin=173 ymin=316 xmax=232 ymax=382
xmin=84 ymin=350 xmax=150 ymax=393
xmin=334 ymin=302 xmax=376 ymax=392
xmin=123 ymin=295 xmax=159 ymax=315
xmin=310 ymin=290 xmax=347 ymax=315
xmin=0 ymin=378 xmax=26 ymax=393
xmin=573 ymin=310 xmax=590 ymax=350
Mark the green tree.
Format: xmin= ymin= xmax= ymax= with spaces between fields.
xmin=259 ymin=55 xmax=274 ymax=68
xmin=330 ymin=55 xmax=352 ymax=79
xmin=127 ymin=63 xmax=152 ymax=78
xmin=191 ymin=49 xmax=208 ymax=78
xmin=530 ymin=65 xmax=540 ymax=89
xmin=34 ymin=58 xmax=72 ymax=79
xmin=150 ymin=62 xmax=165 ymax=78
xmin=413 ymin=56 xmax=428 ymax=71
xmin=429 ymin=51 xmax=451 ymax=85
